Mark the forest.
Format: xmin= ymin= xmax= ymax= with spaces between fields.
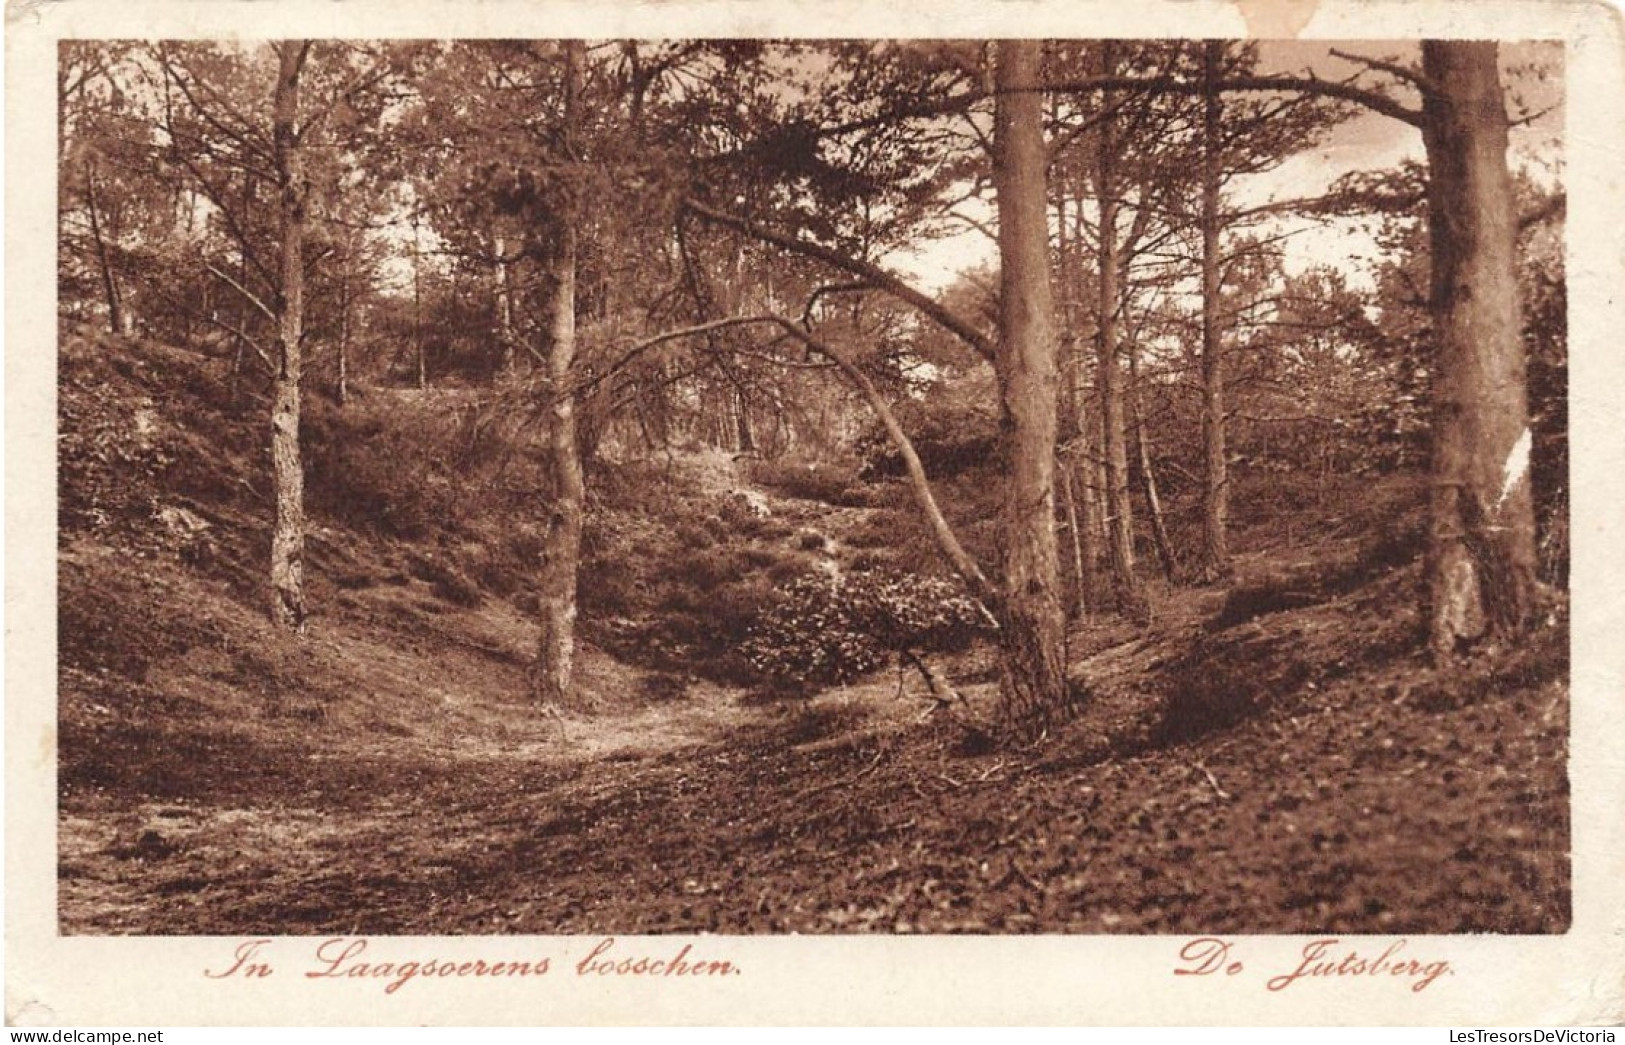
xmin=56 ymin=39 xmax=1568 ymax=935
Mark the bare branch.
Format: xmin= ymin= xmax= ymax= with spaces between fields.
xmin=1328 ymin=49 xmax=1435 ymax=92
xmin=155 ymin=46 xmax=276 ymax=168
xmin=203 ymin=259 xmax=277 ymax=323
xmin=682 ymin=197 xmax=995 ymax=362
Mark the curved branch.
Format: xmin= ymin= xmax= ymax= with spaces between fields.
xmin=203 ymin=259 xmax=277 ymax=323
xmin=756 ymin=316 xmax=1000 ymax=619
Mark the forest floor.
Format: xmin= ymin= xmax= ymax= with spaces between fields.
xmin=55 ymin=330 xmax=1570 ymax=935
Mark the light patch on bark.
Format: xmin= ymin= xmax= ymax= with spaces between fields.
xmin=1439 ymin=544 xmax=1487 ymax=643
xmin=1497 ymin=427 xmax=1532 ymax=510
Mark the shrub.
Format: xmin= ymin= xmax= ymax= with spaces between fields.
xmin=741 ymin=569 xmax=991 ymax=693
xmin=843 ymin=509 xmax=910 ymax=549
xmin=746 ymin=457 xmax=857 ymax=504
xmin=672 ymin=521 xmax=716 ymax=551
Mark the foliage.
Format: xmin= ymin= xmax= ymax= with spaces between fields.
xmin=59 ymin=358 xmax=177 ymax=535
xmin=851 ymin=364 xmax=1000 ymax=481
xmin=742 ymin=570 xmax=990 ymax=692
xmin=745 ymin=456 xmax=860 ymax=504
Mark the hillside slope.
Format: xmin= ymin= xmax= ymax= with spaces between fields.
xmin=56 ymin=329 xmax=1569 ymax=934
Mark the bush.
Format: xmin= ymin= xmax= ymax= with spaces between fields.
xmin=843 ymin=509 xmax=910 ymax=549
xmin=746 ymin=457 xmax=857 ymax=504
xmin=741 ymin=570 xmax=991 ymax=693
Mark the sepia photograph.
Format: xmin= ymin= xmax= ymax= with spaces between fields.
xmin=52 ymin=33 xmax=1570 ymax=936
xmin=11 ymin=0 xmax=1624 ymax=1027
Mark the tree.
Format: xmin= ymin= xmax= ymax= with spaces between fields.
xmin=990 ymin=39 xmax=1070 ymax=732
xmin=268 ymin=40 xmax=312 ymax=629
xmin=532 ymin=39 xmax=588 ymax=706
xmin=1087 ymin=41 xmax=1146 ymax=615
xmin=1196 ymin=40 xmax=1230 ymax=581
xmin=1418 ymin=41 xmax=1538 ymax=655
xmin=136 ymin=40 xmax=398 ymax=626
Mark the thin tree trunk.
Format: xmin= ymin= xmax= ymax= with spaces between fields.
xmin=1078 ymin=426 xmax=1106 ymax=612
xmin=1420 ymin=41 xmax=1538 ymax=657
xmin=229 ymin=173 xmax=254 ymax=406
xmin=1197 ymin=39 xmax=1233 ymax=583
xmin=1059 ymin=457 xmax=1088 ymax=618
xmin=1065 ymin=187 xmax=1107 ymax=617
xmin=1055 ymin=186 xmax=1099 ymax=619
xmin=765 ymin=319 xmax=997 ymax=613
xmin=1131 ymin=344 xmax=1179 ymax=581
xmin=1093 ymin=44 xmax=1142 ymax=615
xmin=83 ymin=160 xmax=123 ymax=336
xmin=412 ymin=213 xmax=426 ymax=390
xmin=992 ymin=39 xmax=1070 ymax=736
xmin=734 ymin=387 xmax=756 ymax=454
xmin=336 ymin=231 xmax=352 ymax=407
xmin=269 ymin=41 xmax=311 ymax=631
xmin=532 ymin=39 xmax=587 ymax=708
xmin=494 ymin=229 xmax=516 ymax=378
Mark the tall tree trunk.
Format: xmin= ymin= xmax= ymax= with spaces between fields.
xmin=1055 ymin=187 xmax=1102 ymax=619
xmin=1066 ymin=189 xmax=1108 ymax=616
xmin=1057 ymin=327 xmax=1087 ymax=618
xmin=1420 ymin=41 xmax=1538 ymax=657
xmin=1093 ymin=44 xmax=1142 ymax=615
xmin=269 ymin=41 xmax=310 ymax=631
xmin=82 ymin=160 xmax=123 ymax=336
xmin=1197 ymin=39 xmax=1232 ymax=582
xmin=532 ymin=39 xmax=587 ymax=708
xmin=1079 ymin=407 xmax=1107 ymax=611
xmin=992 ymin=39 xmax=1070 ymax=736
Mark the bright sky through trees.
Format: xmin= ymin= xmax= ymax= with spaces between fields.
xmin=889 ymin=40 xmax=1563 ymax=293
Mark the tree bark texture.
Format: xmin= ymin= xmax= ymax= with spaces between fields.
xmin=532 ymin=40 xmax=587 ymax=708
xmin=993 ymin=40 xmax=1071 ymax=736
xmin=1198 ymin=39 xmax=1232 ymax=582
xmin=270 ymin=41 xmax=310 ymax=631
xmin=1419 ymin=41 xmax=1539 ymax=656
